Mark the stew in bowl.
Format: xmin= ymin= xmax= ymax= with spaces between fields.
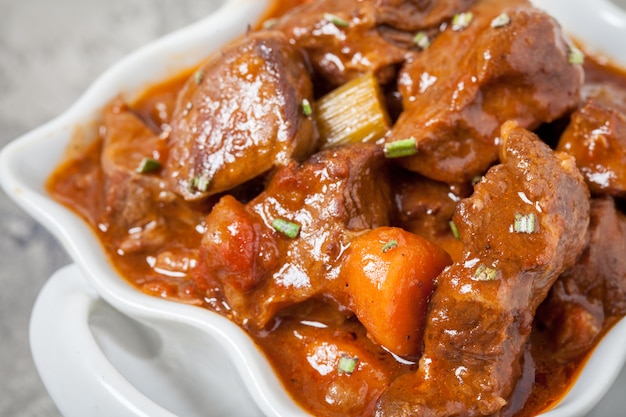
xmin=2 ymin=0 xmax=626 ymax=416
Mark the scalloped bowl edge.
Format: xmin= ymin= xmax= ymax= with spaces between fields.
xmin=1 ymin=0 xmax=626 ymax=416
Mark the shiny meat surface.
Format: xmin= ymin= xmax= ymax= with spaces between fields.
xmin=166 ymin=31 xmax=317 ymax=201
xmin=196 ymin=143 xmax=392 ymax=328
xmin=557 ymin=86 xmax=626 ymax=197
xmin=271 ymin=0 xmax=410 ymax=88
xmin=394 ymin=171 xmax=471 ymax=261
xmin=375 ymin=0 xmax=476 ymax=31
xmin=43 ymin=0 xmax=626 ymax=415
xmin=388 ymin=0 xmax=583 ymax=184
xmin=375 ymin=123 xmax=590 ymax=416
xmin=100 ymin=99 xmax=199 ymax=254
xmin=536 ymin=197 xmax=626 ymax=362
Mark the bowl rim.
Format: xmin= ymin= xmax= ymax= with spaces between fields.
xmin=0 ymin=0 xmax=309 ymax=416
xmin=2 ymin=0 xmax=626 ymax=416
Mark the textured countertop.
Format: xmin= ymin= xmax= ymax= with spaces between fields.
xmin=0 ymin=1 xmax=221 ymax=415
xmin=1 ymin=1 xmax=626 ymax=416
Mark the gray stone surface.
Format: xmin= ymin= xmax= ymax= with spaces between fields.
xmin=0 ymin=1 xmax=223 ymax=415
xmin=1 ymin=0 xmax=626 ymax=416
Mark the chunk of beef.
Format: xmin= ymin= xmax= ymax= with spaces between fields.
xmin=100 ymin=99 xmax=171 ymax=253
xmin=196 ymin=143 xmax=392 ymax=328
xmin=375 ymin=122 xmax=590 ymax=416
xmin=535 ymin=197 xmax=626 ymax=362
xmin=375 ymin=0 xmax=476 ymax=31
xmin=271 ymin=0 xmax=478 ymax=88
xmin=100 ymin=99 xmax=204 ymax=258
xmin=166 ymin=31 xmax=317 ymax=201
xmin=387 ymin=0 xmax=583 ymax=184
xmin=270 ymin=0 xmax=410 ymax=88
xmin=393 ymin=170 xmax=470 ymax=261
xmin=557 ymin=86 xmax=626 ymax=197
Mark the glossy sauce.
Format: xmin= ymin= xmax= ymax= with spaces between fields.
xmin=46 ymin=3 xmax=626 ymax=416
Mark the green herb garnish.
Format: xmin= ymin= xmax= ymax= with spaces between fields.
xmin=382 ymin=239 xmax=399 ymax=253
xmin=384 ymin=137 xmax=418 ymax=158
xmin=514 ymin=213 xmax=537 ymax=234
xmin=135 ymin=157 xmax=161 ymax=174
xmin=490 ymin=13 xmax=511 ymax=28
xmin=474 ymin=264 xmax=498 ymax=281
xmin=452 ymin=12 xmax=474 ymax=31
xmin=189 ymin=173 xmax=211 ymax=193
xmin=262 ymin=18 xmax=278 ymax=29
xmin=323 ymin=13 xmax=349 ymax=28
xmin=449 ymin=220 xmax=460 ymax=240
xmin=413 ymin=31 xmax=431 ymax=50
xmin=194 ymin=69 xmax=205 ymax=85
xmin=568 ymin=44 xmax=584 ymax=65
xmin=302 ymin=98 xmax=313 ymax=117
xmin=272 ymin=218 xmax=301 ymax=238
xmin=338 ymin=354 xmax=359 ymax=374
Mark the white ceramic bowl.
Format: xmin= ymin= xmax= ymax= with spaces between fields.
xmin=2 ymin=0 xmax=626 ymax=416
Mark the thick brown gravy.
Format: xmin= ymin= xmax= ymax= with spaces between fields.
xmin=46 ymin=1 xmax=626 ymax=415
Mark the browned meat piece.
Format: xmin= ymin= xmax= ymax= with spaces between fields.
xmin=557 ymin=86 xmax=626 ymax=197
xmin=271 ymin=0 xmax=480 ymax=88
xmin=195 ymin=143 xmax=392 ymax=328
xmin=535 ymin=197 xmax=626 ymax=362
xmin=99 ymin=99 xmax=204 ymax=255
xmin=166 ymin=31 xmax=317 ymax=201
xmin=387 ymin=0 xmax=583 ymax=184
xmin=375 ymin=0 xmax=476 ymax=31
xmin=393 ymin=170 xmax=471 ymax=261
xmin=375 ymin=122 xmax=590 ymax=416
xmin=100 ymin=99 xmax=171 ymax=253
xmin=270 ymin=0 xmax=410 ymax=88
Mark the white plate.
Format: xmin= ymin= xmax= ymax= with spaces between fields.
xmin=2 ymin=0 xmax=626 ymax=415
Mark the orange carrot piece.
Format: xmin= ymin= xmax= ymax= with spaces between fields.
xmin=341 ymin=227 xmax=452 ymax=357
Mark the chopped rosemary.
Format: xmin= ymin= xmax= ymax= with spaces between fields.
xmin=452 ymin=12 xmax=474 ymax=31
xmin=189 ymin=173 xmax=211 ymax=193
xmin=194 ymin=69 xmax=205 ymax=85
xmin=514 ymin=213 xmax=537 ymax=234
xmin=197 ymin=174 xmax=211 ymax=192
xmin=302 ymin=98 xmax=313 ymax=117
xmin=413 ymin=31 xmax=431 ymax=50
xmin=338 ymin=354 xmax=359 ymax=374
xmin=474 ymin=264 xmax=498 ymax=281
xmin=490 ymin=13 xmax=511 ymax=28
xmin=568 ymin=44 xmax=584 ymax=65
xmin=449 ymin=220 xmax=460 ymax=240
xmin=384 ymin=137 xmax=418 ymax=158
xmin=272 ymin=218 xmax=301 ymax=238
xmin=382 ymin=239 xmax=399 ymax=253
xmin=262 ymin=18 xmax=278 ymax=29
xmin=135 ymin=157 xmax=161 ymax=174
xmin=323 ymin=13 xmax=349 ymax=28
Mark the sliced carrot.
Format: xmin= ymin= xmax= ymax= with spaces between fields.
xmin=341 ymin=227 xmax=452 ymax=357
